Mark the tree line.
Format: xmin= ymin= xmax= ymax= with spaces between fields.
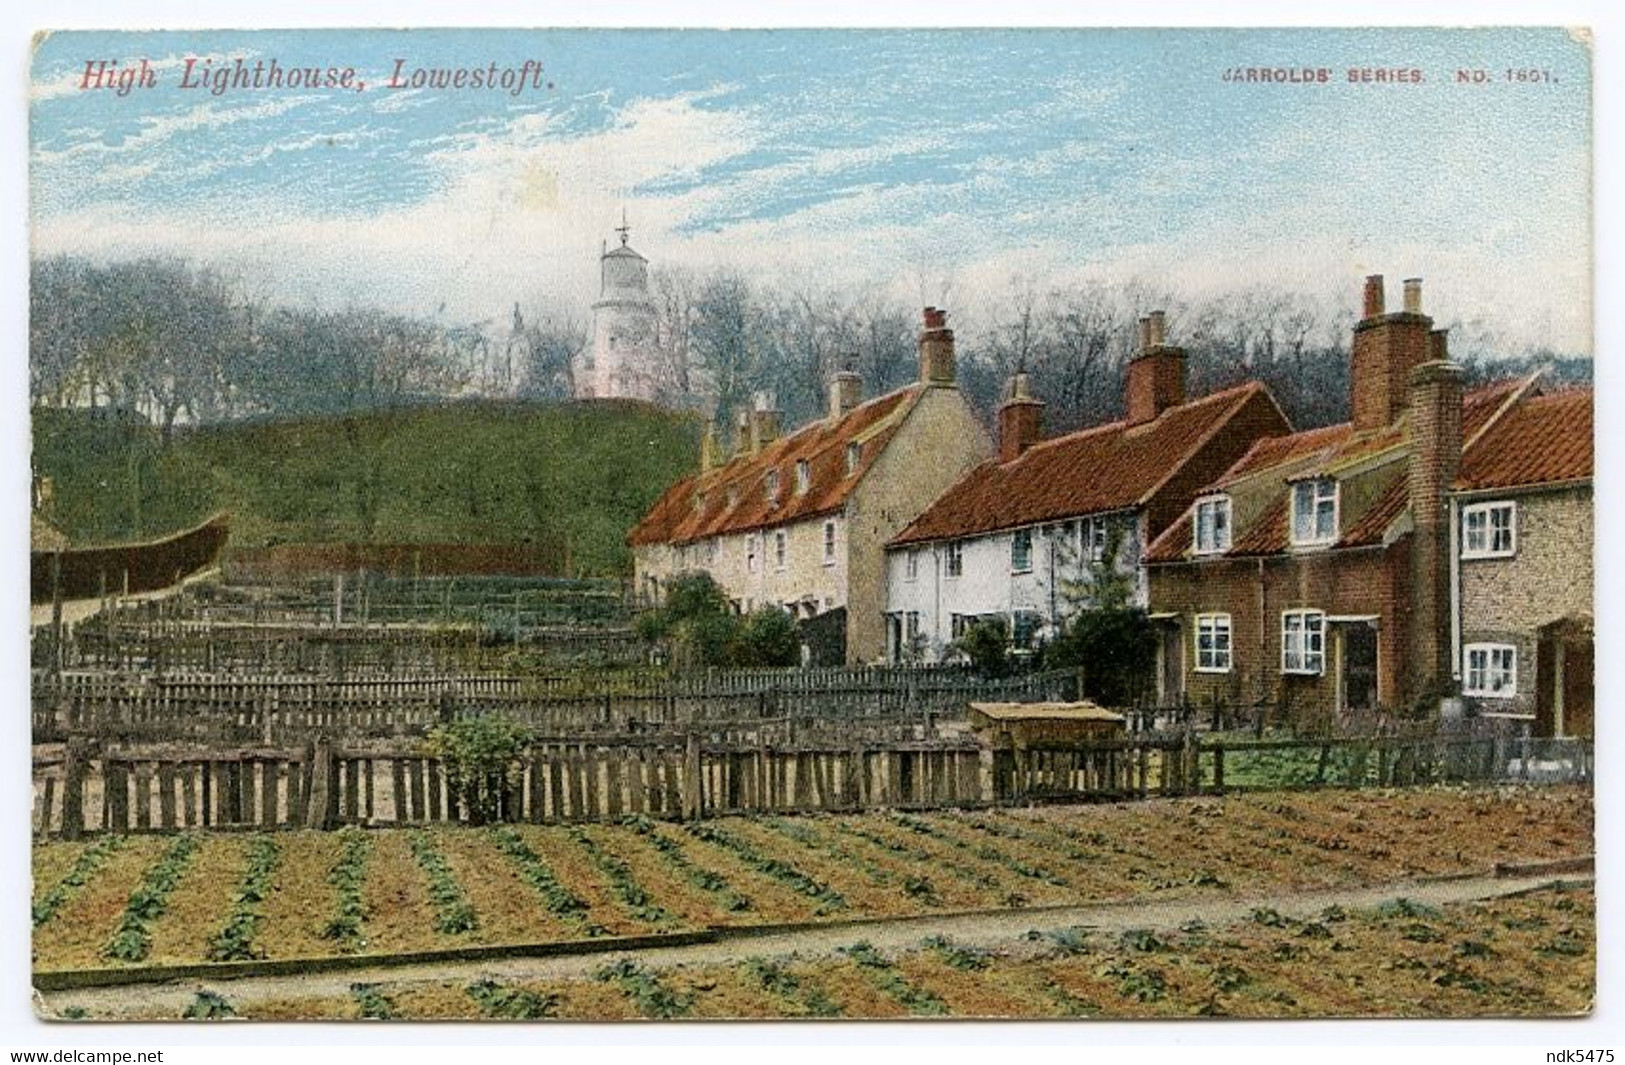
xmin=31 ymin=253 xmax=1587 ymax=441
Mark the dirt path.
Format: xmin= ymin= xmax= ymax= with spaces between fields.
xmin=38 ymin=868 xmax=1590 ymax=1020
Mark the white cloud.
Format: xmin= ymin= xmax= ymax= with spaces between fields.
xmin=29 ymin=81 xmax=1593 ymax=357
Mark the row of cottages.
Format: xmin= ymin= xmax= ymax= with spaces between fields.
xmin=1144 ymin=276 xmax=1593 ymax=736
xmin=882 ymin=311 xmax=1290 ymax=661
xmin=626 ymin=308 xmax=991 ymax=664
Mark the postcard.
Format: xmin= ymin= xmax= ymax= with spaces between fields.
xmin=27 ymin=26 xmax=1593 ymax=1023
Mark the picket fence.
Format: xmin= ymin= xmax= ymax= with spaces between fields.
xmin=32 ymin=666 xmax=1081 ymax=745
xmin=32 ymin=732 xmax=1591 ymax=840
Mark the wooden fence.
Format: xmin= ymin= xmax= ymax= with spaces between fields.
xmin=32 ymin=733 xmax=1592 ymax=840
xmin=31 ymin=667 xmax=1082 ymax=745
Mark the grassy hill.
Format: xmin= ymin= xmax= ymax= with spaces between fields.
xmin=31 ymin=399 xmax=702 ymax=576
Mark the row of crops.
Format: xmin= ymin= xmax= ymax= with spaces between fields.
xmin=51 ymin=883 xmax=1595 ymax=1020
xmin=31 ymin=786 xmax=1593 ymax=974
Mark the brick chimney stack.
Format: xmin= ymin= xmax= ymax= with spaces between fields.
xmin=829 ymin=360 xmax=863 ymax=422
xmin=998 ymin=370 xmax=1045 ymax=464
xmin=918 ymin=307 xmax=957 ymax=385
xmin=749 ymin=391 xmax=782 ymax=451
xmin=1407 ymin=342 xmax=1464 ymax=701
xmin=733 ymin=408 xmax=752 ymax=457
xmin=700 ymin=421 xmax=721 ymax=472
xmin=1125 ymin=309 xmax=1187 ymax=425
xmin=1350 ymin=274 xmax=1433 ymax=432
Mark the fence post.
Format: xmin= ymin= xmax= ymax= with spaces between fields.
xmin=1212 ymin=743 xmax=1225 ymax=793
xmin=682 ymin=732 xmax=702 ymax=821
xmin=59 ymin=738 xmax=88 ymax=841
xmin=305 ymin=736 xmax=333 ymax=829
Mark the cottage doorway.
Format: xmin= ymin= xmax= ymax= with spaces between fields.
xmin=1535 ymin=616 xmax=1593 ymax=738
xmin=1337 ymin=623 xmax=1378 ymax=715
xmin=1155 ymin=621 xmax=1184 ymax=708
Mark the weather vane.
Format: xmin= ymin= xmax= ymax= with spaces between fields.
xmin=615 ymin=207 xmax=631 ymax=247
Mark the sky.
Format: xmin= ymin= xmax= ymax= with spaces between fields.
xmin=29 ymin=27 xmax=1593 ymax=352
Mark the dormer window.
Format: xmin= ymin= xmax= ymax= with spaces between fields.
xmin=1290 ymin=478 xmax=1338 ymax=546
xmin=1193 ymin=496 xmax=1231 ymax=555
xmin=795 ymin=459 xmax=810 ymax=495
xmin=846 ymin=442 xmax=862 ymax=476
xmin=765 ymin=470 xmax=780 ymax=504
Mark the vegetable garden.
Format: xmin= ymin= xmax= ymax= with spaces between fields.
xmin=33 ymin=785 xmax=1592 ymax=977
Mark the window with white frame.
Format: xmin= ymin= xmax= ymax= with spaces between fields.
xmin=747 ymin=534 xmax=760 ymax=573
xmin=705 ymin=538 xmax=718 ymax=564
xmin=1081 ymin=516 xmax=1109 ymax=563
xmin=1462 ymin=501 xmax=1516 ymax=559
xmin=905 ymin=548 xmax=919 ymax=582
xmin=822 ymin=520 xmax=837 ymax=565
xmin=1281 ymin=609 xmax=1326 ymax=674
xmin=1011 ymin=528 xmax=1034 ymax=573
xmin=846 ymin=442 xmax=862 ymax=476
xmin=765 ymin=470 xmax=780 ymax=503
xmin=904 ymin=612 xmax=921 ymax=646
xmin=945 ymin=541 xmax=964 ymax=578
xmin=1195 ymin=613 xmax=1232 ymax=672
xmin=1290 ymin=478 xmax=1338 ymax=546
xmin=1194 ymin=497 xmax=1232 ymax=555
xmin=950 ymin=613 xmax=970 ymax=640
xmin=774 ymin=529 xmax=788 ymax=571
xmin=795 ymin=460 xmax=811 ymax=495
xmin=1463 ymin=644 xmax=1517 ymax=697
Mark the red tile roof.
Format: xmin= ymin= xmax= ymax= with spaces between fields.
xmin=1456 ymin=388 xmax=1593 ymax=491
xmin=1146 ymin=376 xmax=1556 ymax=564
xmin=888 ymin=382 xmax=1276 ymax=547
xmin=1214 ymin=423 xmax=1353 ymax=487
xmin=628 ymin=386 xmax=921 ymax=547
xmin=1337 ymin=479 xmax=1410 ymax=549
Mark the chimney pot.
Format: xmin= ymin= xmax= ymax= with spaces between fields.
xmin=1148 ymin=310 xmax=1167 ymax=348
xmin=918 ymin=306 xmax=957 ymax=385
xmin=1363 ymin=274 xmax=1385 ymax=320
xmin=1350 ymin=272 xmax=1437 ymax=431
xmin=1137 ymin=316 xmax=1152 ymax=352
xmin=1403 ymin=278 xmax=1423 ymax=315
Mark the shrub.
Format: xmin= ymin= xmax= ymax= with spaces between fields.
xmin=729 ymin=607 xmax=800 ymax=668
xmin=1044 ymin=605 xmax=1158 ymax=707
xmin=423 ymin=714 xmax=529 ymax=826
xmin=953 ymin=617 xmax=1011 ymax=679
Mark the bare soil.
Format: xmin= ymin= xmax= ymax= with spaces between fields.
xmin=32 ymin=785 xmax=1594 ymax=975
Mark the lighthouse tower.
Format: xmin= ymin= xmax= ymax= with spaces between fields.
xmin=576 ymin=215 xmax=661 ymax=402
